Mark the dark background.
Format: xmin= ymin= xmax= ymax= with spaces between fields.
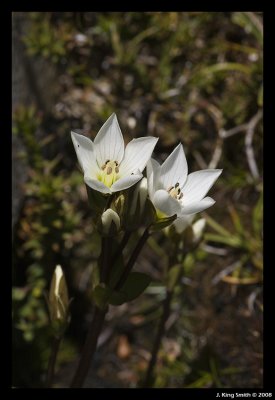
xmin=12 ymin=12 xmax=263 ymax=388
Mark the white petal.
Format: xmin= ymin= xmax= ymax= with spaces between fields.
xmin=71 ymin=131 xmax=98 ymax=174
xmin=94 ymin=113 xmax=125 ymax=166
xmin=180 ymin=197 xmax=216 ymax=215
xmin=182 ymin=169 xmax=222 ymax=205
xmin=120 ymin=137 xmax=158 ymax=177
xmin=84 ymin=175 xmax=112 ymax=194
xmin=153 ymin=189 xmax=181 ymax=217
xmin=173 ymin=215 xmax=194 ymax=234
xmin=160 ymin=143 xmax=188 ymax=190
xmin=111 ymin=173 xmax=143 ymax=192
xmin=54 ymin=265 xmax=64 ymax=297
xmin=146 ymin=158 xmax=161 ymax=200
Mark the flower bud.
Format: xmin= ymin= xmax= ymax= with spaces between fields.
xmin=129 ymin=178 xmax=148 ymax=218
xmin=192 ymin=218 xmax=206 ymax=243
xmin=48 ymin=265 xmax=70 ymax=336
xmin=100 ymin=208 xmax=120 ymax=236
xmin=173 ymin=215 xmax=194 ymax=234
xmin=114 ymin=194 xmax=125 ymax=216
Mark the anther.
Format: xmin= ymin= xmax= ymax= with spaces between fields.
xmin=107 ymin=166 xmax=112 ymax=175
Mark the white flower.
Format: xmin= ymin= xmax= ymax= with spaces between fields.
xmin=71 ymin=113 xmax=158 ymax=194
xmin=147 ymin=143 xmax=222 ymax=218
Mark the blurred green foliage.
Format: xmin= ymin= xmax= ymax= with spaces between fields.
xmin=13 ymin=12 xmax=262 ymax=388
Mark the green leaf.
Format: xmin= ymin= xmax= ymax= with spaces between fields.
xmin=258 ymin=84 xmax=263 ymax=107
xmin=204 ymin=215 xmax=232 ymax=237
xmin=92 ymin=284 xmax=110 ymax=309
xmin=228 ymin=205 xmax=244 ymax=236
xmin=119 ymin=272 xmax=152 ymax=303
xmin=108 ymin=253 xmax=125 ymax=289
xmin=199 ymin=62 xmax=251 ymax=76
xmin=93 ymin=283 xmax=128 ymax=307
xmin=252 ymin=192 xmax=263 ymax=235
xmin=204 ymin=233 xmax=243 ymax=248
xmin=232 ymin=12 xmax=263 ymax=44
xmin=166 ymin=264 xmax=182 ymax=290
xmin=12 ymin=287 xmax=27 ymax=301
xmin=108 ymin=290 xmax=128 ymax=306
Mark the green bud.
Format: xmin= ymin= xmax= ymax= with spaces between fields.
xmin=48 ymin=265 xmax=70 ymax=336
xmin=119 ymin=178 xmax=155 ymax=230
xmin=113 ymin=193 xmax=125 ymax=216
xmin=100 ymin=208 xmax=120 ymax=237
xmin=129 ymin=178 xmax=148 ymax=218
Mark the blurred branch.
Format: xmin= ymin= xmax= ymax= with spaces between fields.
xmin=208 ymin=109 xmax=262 ymax=171
xmin=208 ymin=137 xmax=223 ymax=169
xmin=245 ymin=109 xmax=262 ymax=180
xmin=211 ymin=261 xmax=241 ymax=285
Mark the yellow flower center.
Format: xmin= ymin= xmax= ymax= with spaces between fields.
xmin=167 ymin=182 xmax=183 ymax=200
xmin=98 ymin=160 xmax=120 ymax=187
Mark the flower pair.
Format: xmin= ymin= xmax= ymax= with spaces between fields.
xmin=71 ymin=113 xmax=222 ymax=220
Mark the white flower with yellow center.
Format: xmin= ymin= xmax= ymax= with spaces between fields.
xmin=147 ymin=143 xmax=222 ymax=217
xmin=71 ymin=113 xmax=158 ymax=194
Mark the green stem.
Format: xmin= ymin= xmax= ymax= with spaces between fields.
xmin=115 ymin=227 xmax=150 ymax=290
xmin=100 ymin=237 xmax=111 ymax=283
xmin=112 ymin=231 xmax=131 ymax=266
xmin=70 ymin=306 xmax=107 ymax=388
xmin=45 ymin=336 xmax=61 ymax=387
xmin=142 ymin=289 xmax=172 ymax=387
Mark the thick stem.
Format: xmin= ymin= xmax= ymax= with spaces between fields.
xmin=100 ymin=237 xmax=111 ymax=283
xmin=111 ymin=231 xmax=131 ymax=267
xmin=142 ymin=289 xmax=172 ymax=387
xmin=115 ymin=228 xmax=150 ymax=290
xmin=70 ymin=306 xmax=107 ymax=388
xmin=46 ymin=336 xmax=61 ymax=388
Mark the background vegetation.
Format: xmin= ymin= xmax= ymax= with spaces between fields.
xmin=12 ymin=11 xmax=263 ymax=388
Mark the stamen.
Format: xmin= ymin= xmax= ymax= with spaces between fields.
xmin=99 ymin=160 xmax=120 ymax=187
xmin=167 ymin=183 xmax=183 ymax=201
